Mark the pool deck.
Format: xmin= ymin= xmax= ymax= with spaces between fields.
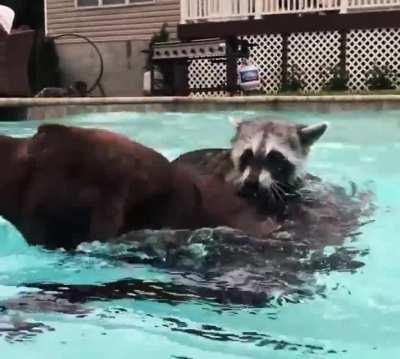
xmin=2 ymin=94 xmax=400 ymax=107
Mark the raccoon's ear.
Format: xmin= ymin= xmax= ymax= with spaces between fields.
xmin=229 ymin=117 xmax=244 ymax=128
xmin=298 ymin=122 xmax=328 ymax=146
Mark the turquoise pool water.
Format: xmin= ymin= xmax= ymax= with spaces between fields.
xmin=0 ymin=110 xmax=399 ymax=358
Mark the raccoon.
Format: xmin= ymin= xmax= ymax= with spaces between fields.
xmin=229 ymin=118 xmax=328 ymax=203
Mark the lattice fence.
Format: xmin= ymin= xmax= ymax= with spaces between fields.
xmin=188 ymin=34 xmax=282 ymax=96
xmin=189 ymin=58 xmax=227 ymax=97
xmin=188 ymin=27 xmax=400 ymax=95
xmin=346 ymin=28 xmax=400 ymax=91
xmin=242 ymin=34 xmax=283 ymax=94
xmin=287 ymin=31 xmax=341 ymax=93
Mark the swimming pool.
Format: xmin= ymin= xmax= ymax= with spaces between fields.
xmin=0 ymin=109 xmax=398 ymax=358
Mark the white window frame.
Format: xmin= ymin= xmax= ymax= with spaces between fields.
xmin=74 ymin=0 xmax=155 ymax=9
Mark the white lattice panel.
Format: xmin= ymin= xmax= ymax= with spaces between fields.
xmin=288 ymin=31 xmax=341 ymax=93
xmin=346 ymin=28 xmax=400 ymax=91
xmin=242 ymin=34 xmax=283 ymax=94
xmin=190 ymin=90 xmax=227 ymax=97
xmin=189 ymin=58 xmax=226 ymax=96
xmin=189 ymin=34 xmax=282 ymax=96
xmin=188 ymin=28 xmax=400 ymax=95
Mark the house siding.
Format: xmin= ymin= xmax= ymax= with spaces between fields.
xmin=46 ymin=0 xmax=180 ymax=42
xmin=43 ymin=0 xmax=180 ymax=96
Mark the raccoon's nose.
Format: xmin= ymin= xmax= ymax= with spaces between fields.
xmin=241 ymin=179 xmax=259 ymax=197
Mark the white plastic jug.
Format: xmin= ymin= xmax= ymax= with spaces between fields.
xmin=238 ymin=62 xmax=261 ymax=92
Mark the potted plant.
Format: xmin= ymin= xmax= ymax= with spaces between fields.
xmin=321 ymin=64 xmax=349 ymax=92
xmin=279 ymin=64 xmax=305 ymax=93
xmin=365 ymin=62 xmax=396 ymax=91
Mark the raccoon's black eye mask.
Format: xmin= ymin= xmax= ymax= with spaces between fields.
xmin=239 ymin=149 xmax=253 ymax=172
xmin=239 ymin=149 xmax=295 ymax=182
xmin=239 ymin=149 xmax=302 ymax=207
xmin=263 ymin=150 xmax=295 ymax=180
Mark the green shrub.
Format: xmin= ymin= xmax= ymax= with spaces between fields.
xmin=365 ymin=63 xmax=396 ymax=90
xmin=280 ymin=64 xmax=304 ymax=93
xmin=321 ymin=64 xmax=349 ymax=92
xmin=144 ymin=23 xmax=170 ymax=71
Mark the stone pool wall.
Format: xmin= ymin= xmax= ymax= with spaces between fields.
xmin=0 ymin=95 xmax=394 ymax=121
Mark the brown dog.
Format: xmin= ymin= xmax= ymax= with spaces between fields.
xmin=0 ymin=124 xmax=276 ymax=249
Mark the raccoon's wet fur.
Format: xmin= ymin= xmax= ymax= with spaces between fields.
xmin=174 ymin=118 xmax=328 ymax=211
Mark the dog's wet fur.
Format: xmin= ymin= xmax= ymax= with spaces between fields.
xmin=0 ymin=124 xmax=277 ymax=249
xmin=0 ymin=120 xmax=375 ymax=329
xmin=0 ymin=119 xmax=370 ymax=255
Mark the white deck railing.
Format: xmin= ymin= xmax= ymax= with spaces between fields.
xmin=181 ymin=0 xmax=400 ymax=22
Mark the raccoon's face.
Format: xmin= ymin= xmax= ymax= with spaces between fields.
xmin=230 ymin=118 xmax=328 ymax=201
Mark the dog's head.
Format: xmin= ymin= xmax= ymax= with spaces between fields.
xmin=230 ymin=118 xmax=328 ymax=203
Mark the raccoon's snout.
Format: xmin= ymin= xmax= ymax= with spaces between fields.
xmin=239 ymin=164 xmax=263 ymax=197
xmin=240 ymin=178 xmax=260 ymax=197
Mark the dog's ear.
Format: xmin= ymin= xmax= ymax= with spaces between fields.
xmin=298 ymin=122 xmax=328 ymax=147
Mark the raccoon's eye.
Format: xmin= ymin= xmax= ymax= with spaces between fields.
xmin=263 ymin=150 xmax=290 ymax=173
xmin=264 ymin=150 xmax=285 ymax=167
xmin=264 ymin=150 xmax=295 ymax=179
xmin=239 ymin=149 xmax=253 ymax=171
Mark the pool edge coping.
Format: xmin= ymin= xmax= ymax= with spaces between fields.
xmin=3 ymin=95 xmax=400 ymax=107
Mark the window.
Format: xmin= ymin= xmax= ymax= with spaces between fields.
xmin=102 ymin=0 xmax=125 ymax=4
xmin=77 ymin=0 xmax=98 ymax=6
xmin=76 ymin=0 xmax=152 ymax=7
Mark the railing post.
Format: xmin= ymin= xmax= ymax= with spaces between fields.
xmin=255 ymin=0 xmax=263 ymax=18
xmin=340 ymin=0 xmax=348 ymax=13
xmin=220 ymin=0 xmax=226 ymax=17
xmin=180 ymin=0 xmax=188 ymax=23
xmin=207 ymin=0 xmax=212 ymax=17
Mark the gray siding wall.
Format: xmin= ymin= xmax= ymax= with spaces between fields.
xmin=46 ymin=0 xmax=180 ymax=42
xmin=45 ymin=0 xmax=180 ymax=96
xmin=56 ymin=40 xmax=149 ymax=96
